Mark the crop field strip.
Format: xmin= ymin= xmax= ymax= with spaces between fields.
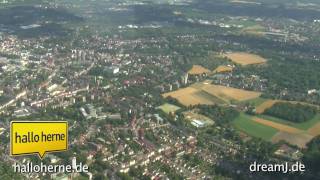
xmin=271 ymin=131 xmax=313 ymax=148
xmin=256 ymin=99 xmax=320 ymax=114
xmin=187 ymin=65 xmax=211 ymax=75
xmin=307 ymin=122 xmax=320 ymax=136
xmin=252 ymin=117 xmax=303 ymax=134
xmin=233 ymin=113 xmax=320 ymax=148
xmin=213 ymin=65 xmax=233 ymax=73
xmin=232 ymin=113 xmax=278 ymax=141
xmin=223 ymin=52 xmax=267 ymax=66
xmin=163 ymin=82 xmax=261 ymax=106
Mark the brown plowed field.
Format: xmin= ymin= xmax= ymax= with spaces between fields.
xmin=307 ymin=122 xmax=320 ymax=136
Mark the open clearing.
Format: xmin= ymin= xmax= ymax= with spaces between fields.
xmin=157 ymin=103 xmax=181 ymax=115
xmin=233 ymin=114 xmax=320 ymax=148
xmin=223 ymin=52 xmax=267 ymax=65
xmin=258 ymin=114 xmax=320 ymax=130
xmin=243 ymin=97 xmax=267 ymax=106
xmin=232 ymin=103 xmax=320 ymax=148
xmin=255 ymin=99 xmax=279 ymax=114
xmin=241 ymin=25 xmax=266 ymax=36
xmin=188 ymin=65 xmax=211 ymax=75
xmin=252 ymin=117 xmax=303 ymax=134
xmin=230 ymin=0 xmax=261 ymax=5
xmin=162 ymin=87 xmax=215 ymax=106
xmin=196 ymin=84 xmax=261 ymax=102
xmin=232 ymin=113 xmax=278 ymax=141
xmin=163 ymin=82 xmax=261 ymax=106
xmin=307 ymin=122 xmax=320 ymax=136
xmin=272 ymin=132 xmax=313 ymax=148
xmin=213 ymin=65 xmax=234 ymax=73
xmin=256 ymin=99 xmax=320 ymax=114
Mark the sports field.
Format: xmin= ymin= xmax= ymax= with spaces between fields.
xmin=157 ymin=103 xmax=181 ymax=115
xmin=241 ymin=25 xmax=266 ymax=36
xmin=223 ymin=52 xmax=267 ymax=65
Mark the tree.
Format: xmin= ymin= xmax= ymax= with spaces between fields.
xmin=264 ymin=102 xmax=317 ymax=123
xmin=302 ymin=136 xmax=320 ymax=178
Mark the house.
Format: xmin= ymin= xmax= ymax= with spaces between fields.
xmin=308 ymin=89 xmax=318 ymax=95
xmin=104 ymin=66 xmax=119 ymax=74
xmin=191 ymin=120 xmax=205 ymax=128
xmin=274 ymin=144 xmax=302 ymax=160
xmin=13 ymin=108 xmax=31 ymax=117
xmin=0 ymin=127 xmax=5 ymax=135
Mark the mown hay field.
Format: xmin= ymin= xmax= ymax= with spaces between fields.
xmin=307 ymin=122 xmax=320 ymax=136
xmin=187 ymin=65 xmax=211 ymax=75
xmin=213 ymin=65 xmax=234 ymax=73
xmin=162 ymin=87 xmax=215 ymax=106
xmin=163 ymin=82 xmax=261 ymax=106
xmin=223 ymin=52 xmax=267 ymax=65
xmin=198 ymin=84 xmax=261 ymax=102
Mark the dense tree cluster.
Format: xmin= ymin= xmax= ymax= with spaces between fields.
xmin=197 ymin=105 xmax=239 ymax=125
xmin=264 ymin=102 xmax=317 ymax=123
xmin=302 ymin=136 xmax=320 ymax=178
xmin=0 ymin=162 xmax=22 ymax=180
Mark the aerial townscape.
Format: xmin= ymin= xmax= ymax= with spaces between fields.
xmin=0 ymin=0 xmax=320 ymax=179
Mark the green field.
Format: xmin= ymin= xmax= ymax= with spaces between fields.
xmin=241 ymin=97 xmax=267 ymax=106
xmin=157 ymin=103 xmax=181 ymax=114
xmin=232 ymin=113 xmax=278 ymax=141
xmin=258 ymin=114 xmax=320 ymax=130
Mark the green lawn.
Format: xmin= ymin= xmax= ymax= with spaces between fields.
xmin=232 ymin=113 xmax=278 ymax=141
xmin=258 ymin=114 xmax=320 ymax=130
xmin=240 ymin=97 xmax=267 ymax=106
xmin=157 ymin=103 xmax=181 ymax=114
